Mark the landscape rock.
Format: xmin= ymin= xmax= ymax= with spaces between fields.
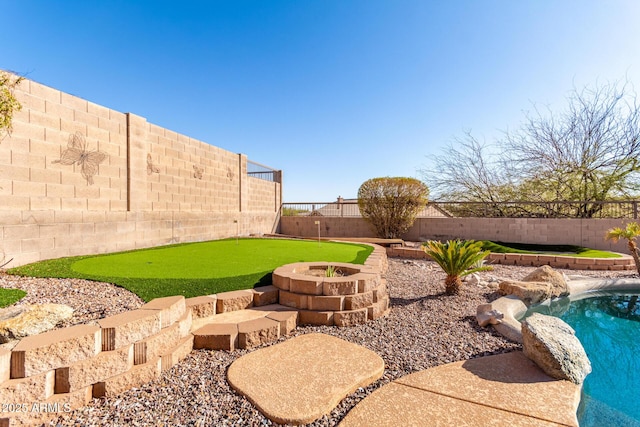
xmin=521 ymin=313 xmax=591 ymax=384
xmin=476 ymin=303 xmax=504 ymax=327
xmin=498 ymin=280 xmax=551 ymax=305
xmin=0 ymin=304 xmax=74 ymax=343
xmin=522 ymin=265 xmax=569 ymax=298
xmin=464 ymin=273 xmax=481 ymax=286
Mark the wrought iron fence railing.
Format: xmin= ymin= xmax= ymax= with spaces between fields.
xmin=281 ymin=200 xmax=640 ymax=219
xmin=247 ymin=160 xmax=282 ymax=183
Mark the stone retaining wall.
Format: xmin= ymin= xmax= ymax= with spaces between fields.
xmin=0 ymin=287 xmax=279 ymax=426
xmin=0 ymin=295 xmax=194 ymax=426
xmin=386 ymin=246 xmax=635 ymax=271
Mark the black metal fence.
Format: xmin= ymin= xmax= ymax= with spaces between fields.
xmin=281 ymin=200 xmax=640 ymax=219
xmin=247 ymin=160 xmax=282 ymax=183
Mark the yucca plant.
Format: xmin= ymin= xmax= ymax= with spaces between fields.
xmin=605 ymin=222 xmax=640 ymax=275
xmin=423 ymin=239 xmax=492 ymax=295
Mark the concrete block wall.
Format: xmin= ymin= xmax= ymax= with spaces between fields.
xmin=280 ymin=216 xmax=632 ymax=254
xmin=0 ymin=76 xmax=281 ymax=267
xmin=1 ymin=78 xmax=128 ymax=213
xmin=247 ymin=176 xmax=281 ymax=213
xmin=280 ymin=217 xmax=374 ymax=240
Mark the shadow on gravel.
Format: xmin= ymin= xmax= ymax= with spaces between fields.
xmin=482 ymin=290 xmax=504 ymax=300
xmin=390 ymin=293 xmax=447 ymax=307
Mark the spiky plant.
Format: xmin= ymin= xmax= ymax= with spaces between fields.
xmin=423 ymin=239 xmax=491 ymax=295
xmin=605 ymin=222 xmax=640 ymax=275
xmin=325 ymin=265 xmax=340 ymax=277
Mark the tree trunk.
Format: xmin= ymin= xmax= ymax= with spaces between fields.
xmin=628 ymin=241 xmax=640 ymax=276
xmin=445 ymin=275 xmax=461 ymax=295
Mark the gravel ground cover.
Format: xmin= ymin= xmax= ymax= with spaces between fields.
xmin=0 ymin=258 xmax=634 ymax=426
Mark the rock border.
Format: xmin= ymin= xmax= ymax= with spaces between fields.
xmin=488 ymin=276 xmax=640 ymax=343
xmin=387 ymin=246 xmax=635 ymax=270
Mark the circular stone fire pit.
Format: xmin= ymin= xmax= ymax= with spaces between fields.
xmin=272 ymin=262 xmax=390 ymax=326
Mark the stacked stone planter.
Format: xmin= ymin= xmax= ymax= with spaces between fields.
xmin=272 ymin=262 xmax=390 ymax=327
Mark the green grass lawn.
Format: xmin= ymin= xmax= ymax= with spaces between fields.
xmin=478 ymin=241 xmax=621 ymax=258
xmin=0 ymin=288 xmax=26 ymax=308
xmin=8 ymin=238 xmax=373 ymax=302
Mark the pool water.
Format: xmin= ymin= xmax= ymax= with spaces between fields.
xmin=526 ymin=293 xmax=640 ymax=427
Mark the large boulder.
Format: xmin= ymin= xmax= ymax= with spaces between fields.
xmin=521 ymin=313 xmax=591 ymax=384
xmin=522 ymin=265 xmax=569 ymax=299
xmin=499 ymin=265 xmax=570 ymax=305
xmin=498 ymin=280 xmax=551 ymax=305
xmin=0 ymin=303 xmax=74 ymax=343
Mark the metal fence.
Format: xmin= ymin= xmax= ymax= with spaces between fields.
xmin=281 ymin=200 xmax=640 ymax=219
xmin=281 ymin=201 xmax=450 ymax=218
xmin=247 ymin=160 xmax=282 ymax=183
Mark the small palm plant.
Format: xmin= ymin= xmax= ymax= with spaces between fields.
xmin=605 ymin=222 xmax=640 ymax=275
xmin=422 ymin=239 xmax=492 ymax=295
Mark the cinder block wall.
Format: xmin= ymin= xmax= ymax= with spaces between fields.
xmin=280 ymin=217 xmax=632 ymax=254
xmin=0 ymin=76 xmax=281 ymax=266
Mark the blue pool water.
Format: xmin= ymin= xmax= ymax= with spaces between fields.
xmin=525 ymin=293 xmax=640 ymax=427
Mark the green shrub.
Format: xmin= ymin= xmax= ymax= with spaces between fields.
xmin=357 ymin=177 xmax=428 ymax=238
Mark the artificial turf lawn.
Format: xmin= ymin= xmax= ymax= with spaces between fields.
xmin=478 ymin=241 xmax=621 ymax=258
xmin=0 ymin=288 xmax=26 ymax=308
xmin=8 ymin=238 xmax=373 ymax=302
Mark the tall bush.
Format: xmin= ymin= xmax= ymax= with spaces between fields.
xmin=357 ymin=177 xmax=428 ymax=239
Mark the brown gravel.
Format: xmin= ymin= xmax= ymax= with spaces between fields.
xmin=0 ymin=259 xmax=634 ymax=426
xmin=0 ymin=273 xmax=144 ymax=329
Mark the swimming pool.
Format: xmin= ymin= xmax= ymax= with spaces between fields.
xmin=526 ymin=292 xmax=640 ymax=427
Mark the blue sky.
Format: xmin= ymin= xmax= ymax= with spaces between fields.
xmin=2 ymin=1 xmax=640 ymax=202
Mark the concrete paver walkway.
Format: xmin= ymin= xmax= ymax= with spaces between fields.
xmin=339 ymin=351 xmax=580 ymax=427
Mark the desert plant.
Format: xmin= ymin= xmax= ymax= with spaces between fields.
xmin=325 ymin=265 xmax=340 ymax=277
xmin=357 ymin=177 xmax=429 ymax=238
xmin=423 ymin=239 xmax=491 ymax=295
xmin=0 ymin=71 xmax=23 ymax=140
xmin=469 ymin=258 xmax=492 ymax=270
xmin=605 ymin=222 xmax=640 ymax=275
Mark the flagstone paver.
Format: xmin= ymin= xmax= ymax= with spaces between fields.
xmin=227 ymin=333 xmax=385 ymax=425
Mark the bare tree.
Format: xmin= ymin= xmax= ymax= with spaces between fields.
xmin=423 ymin=133 xmax=519 ymax=215
xmin=506 ymin=81 xmax=640 ymax=216
xmin=423 ymin=80 xmax=640 ymax=218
